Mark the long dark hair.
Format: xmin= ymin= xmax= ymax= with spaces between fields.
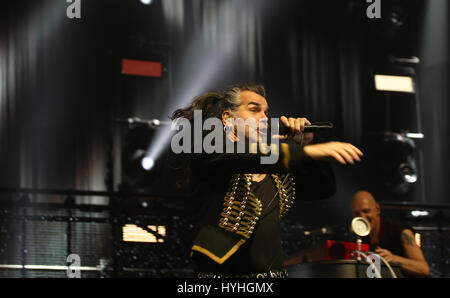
xmin=170 ymin=83 xmax=266 ymax=121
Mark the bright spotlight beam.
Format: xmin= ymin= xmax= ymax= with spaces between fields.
xmin=145 ymin=0 xmax=271 ymax=163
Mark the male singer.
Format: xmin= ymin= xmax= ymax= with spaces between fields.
xmin=171 ymin=83 xmax=363 ymax=277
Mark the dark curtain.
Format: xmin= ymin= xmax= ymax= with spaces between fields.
xmin=0 ymin=1 xmax=114 ymax=204
xmin=259 ymin=2 xmax=364 ymax=147
xmin=0 ymin=0 xmax=447 ymax=209
xmin=254 ymin=1 xmax=367 ymax=224
xmin=417 ymin=0 xmax=449 ymax=205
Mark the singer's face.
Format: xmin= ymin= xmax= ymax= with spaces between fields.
xmin=231 ymin=91 xmax=269 ymax=142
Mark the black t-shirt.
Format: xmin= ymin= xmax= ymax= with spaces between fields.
xmin=365 ymin=218 xmax=415 ymax=257
xmin=194 ymin=174 xmax=283 ymax=274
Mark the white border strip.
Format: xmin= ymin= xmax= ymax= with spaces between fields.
xmin=0 ymin=264 xmax=100 ymax=271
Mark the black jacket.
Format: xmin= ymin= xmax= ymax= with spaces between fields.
xmin=188 ymin=140 xmax=336 ymax=265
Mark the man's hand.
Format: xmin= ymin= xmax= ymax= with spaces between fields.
xmin=375 ymin=247 xmax=397 ymax=263
xmin=303 ymin=141 xmax=363 ymax=164
xmin=277 ymin=116 xmax=315 ymax=145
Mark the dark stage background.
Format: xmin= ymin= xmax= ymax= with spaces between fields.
xmin=0 ymin=0 xmax=449 ymax=277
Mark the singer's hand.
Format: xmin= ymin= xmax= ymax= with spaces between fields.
xmin=277 ymin=116 xmax=315 ymax=145
xmin=303 ymin=141 xmax=363 ymax=165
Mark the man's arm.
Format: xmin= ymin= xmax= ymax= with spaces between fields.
xmin=396 ymin=229 xmax=430 ymax=277
xmin=191 ymin=142 xmax=309 ymax=176
xmin=376 ymin=229 xmax=430 ymax=277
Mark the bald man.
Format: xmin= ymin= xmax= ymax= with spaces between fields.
xmin=351 ymin=191 xmax=430 ymax=277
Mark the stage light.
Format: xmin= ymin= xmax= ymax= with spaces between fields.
xmin=415 ymin=233 xmax=421 ymax=248
xmin=374 ymin=74 xmax=415 ymax=93
xmin=140 ymin=0 xmax=153 ymax=5
xmin=121 ymin=126 xmax=160 ymax=190
xmin=399 ymin=160 xmax=417 ymax=184
xmin=405 ymin=132 xmax=424 ymax=139
xmin=370 ymin=132 xmax=419 ymax=196
xmin=411 ymin=210 xmax=429 ymax=217
xmin=150 ymin=119 xmax=160 ymax=127
xmin=388 ymin=137 xmax=417 ymax=194
xmin=121 ymin=59 xmax=162 ymax=78
xmin=141 ymin=156 xmax=154 ymax=171
xmin=122 ymin=224 xmax=166 ymax=243
xmin=388 ymin=11 xmax=404 ymax=27
xmin=389 ymin=56 xmax=420 ymax=65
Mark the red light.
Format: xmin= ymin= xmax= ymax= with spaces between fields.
xmin=121 ymin=59 xmax=163 ymax=78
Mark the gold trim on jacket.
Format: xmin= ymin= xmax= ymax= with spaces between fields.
xmin=218 ymin=173 xmax=296 ymax=238
xmin=191 ymin=239 xmax=247 ymax=264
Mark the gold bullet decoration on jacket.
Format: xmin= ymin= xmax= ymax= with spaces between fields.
xmin=218 ymin=173 xmax=296 ymax=238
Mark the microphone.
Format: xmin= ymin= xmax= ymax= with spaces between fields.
xmin=351 ymin=217 xmax=371 ymax=237
xmin=351 ymin=217 xmax=371 ymax=261
xmin=277 ymin=120 xmax=333 ymax=135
